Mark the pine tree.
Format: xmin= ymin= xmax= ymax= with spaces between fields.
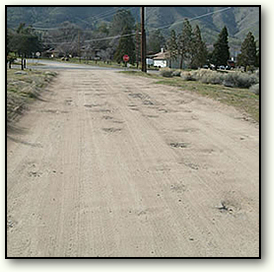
xmin=211 ymin=26 xmax=230 ymax=67
xmin=110 ymin=9 xmax=135 ymax=36
xmin=114 ymin=25 xmax=135 ymax=65
xmin=237 ymin=32 xmax=257 ymax=70
xmin=191 ymin=25 xmax=207 ymax=69
xmin=135 ymin=23 xmax=141 ymax=68
xmin=166 ymin=29 xmax=178 ymax=68
xmin=147 ymin=29 xmax=165 ymax=53
xmin=177 ymin=19 xmax=193 ymax=69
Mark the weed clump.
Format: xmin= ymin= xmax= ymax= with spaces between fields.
xmin=159 ymin=68 xmax=173 ymax=77
xmin=249 ymin=83 xmax=260 ymax=95
xmin=180 ymin=68 xmax=259 ymax=88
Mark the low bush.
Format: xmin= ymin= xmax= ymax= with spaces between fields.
xmin=172 ymin=70 xmax=181 ymax=77
xmin=181 ymin=71 xmax=195 ymax=81
xmin=159 ymin=68 xmax=173 ymax=77
xmin=249 ymin=83 xmax=260 ymax=95
xmin=179 ymin=68 xmax=259 ymax=88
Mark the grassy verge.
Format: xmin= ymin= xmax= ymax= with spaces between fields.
xmin=120 ymin=71 xmax=259 ymax=122
xmin=7 ymin=68 xmax=57 ymax=123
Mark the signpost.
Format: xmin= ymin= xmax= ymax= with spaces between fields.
xmin=36 ymin=52 xmax=41 ymax=66
xmin=123 ymin=55 xmax=129 ymax=69
xmin=123 ymin=55 xmax=129 ymax=62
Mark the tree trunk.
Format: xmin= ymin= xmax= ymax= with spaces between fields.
xmin=21 ymin=56 xmax=24 ymax=70
xmin=180 ymin=56 xmax=183 ymax=70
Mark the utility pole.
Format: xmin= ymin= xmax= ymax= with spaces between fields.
xmin=78 ymin=30 xmax=81 ymax=63
xmin=135 ymin=24 xmax=140 ymax=69
xmin=140 ymin=7 xmax=147 ymax=73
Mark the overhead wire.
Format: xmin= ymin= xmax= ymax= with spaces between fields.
xmin=35 ymin=7 xmax=234 ymax=48
xmin=147 ymin=7 xmax=232 ymax=32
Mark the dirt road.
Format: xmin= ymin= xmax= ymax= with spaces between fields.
xmin=7 ymin=69 xmax=259 ymax=257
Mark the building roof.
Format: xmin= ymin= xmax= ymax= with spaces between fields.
xmin=152 ymin=50 xmax=170 ymax=60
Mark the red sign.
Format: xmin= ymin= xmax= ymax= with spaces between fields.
xmin=123 ymin=55 xmax=129 ymax=62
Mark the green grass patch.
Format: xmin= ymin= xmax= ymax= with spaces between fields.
xmin=121 ymin=71 xmax=259 ymax=122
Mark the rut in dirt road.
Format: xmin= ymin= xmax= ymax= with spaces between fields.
xmin=7 ymin=69 xmax=259 ymax=257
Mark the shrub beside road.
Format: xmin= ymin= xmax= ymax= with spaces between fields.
xmin=7 ymin=69 xmax=57 ymax=123
xmin=121 ymin=69 xmax=259 ymax=122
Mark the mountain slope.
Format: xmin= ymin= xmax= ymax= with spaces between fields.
xmin=6 ymin=6 xmax=259 ymax=48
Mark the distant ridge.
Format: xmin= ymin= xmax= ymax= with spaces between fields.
xmin=7 ymin=6 xmax=259 ymax=50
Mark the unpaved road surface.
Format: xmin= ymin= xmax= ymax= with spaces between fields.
xmin=7 ymin=69 xmax=259 ymax=257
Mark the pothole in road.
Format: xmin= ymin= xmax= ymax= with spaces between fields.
xmin=215 ymin=201 xmax=240 ymax=215
xmin=28 ymin=171 xmax=43 ymax=178
xmin=175 ymin=128 xmax=199 ymax=133
xmin=184 ymin=162 xmax=199 ymax=170
xmin=65 ymin=99 xmax=73 ymax=105
xmin=129 ymin=107 xmax=139 ymax=111
xmin=102 ymin=116 xmax=113 ymax=120
xmin=170 ymin=183 xmax=187 ymax=194
xmin=102 ymin=127 xmax=122 ymax=133
xmin=143 ymin=100 xmax=154 ymax=105
xmin=112 ymin=120 xmax=124 ymax=124
xmin=91 ymin=109 xmax=111 ymax=113
xmin=169 ymin=142 xmax=189 ymax=149
xmin=84 ymin=104 xmax=101 ymax=108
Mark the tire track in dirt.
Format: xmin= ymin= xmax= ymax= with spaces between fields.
xmin=7 ymin=69 xmax=259 ymax=257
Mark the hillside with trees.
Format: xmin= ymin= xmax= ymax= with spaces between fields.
xmin=7 ymin=6 xmax=259 ymax=48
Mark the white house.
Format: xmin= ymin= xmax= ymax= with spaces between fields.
xmin=151 ymin=48 xmax=181 ymax=69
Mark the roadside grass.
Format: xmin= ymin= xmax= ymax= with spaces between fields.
xmin=7 ymin=68 xmax=57 ymax=123
xmin=120 ymin=71 xmax=259 ymax=122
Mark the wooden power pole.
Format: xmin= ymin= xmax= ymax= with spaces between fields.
xmin=78 ymin=30 xmax=81 ymax=63
xmin=140 ymin=7 xmax=147 ymax=73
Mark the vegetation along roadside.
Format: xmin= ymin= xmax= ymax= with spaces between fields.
xmin=7 ymin=69 xmax=57 ymax=123
xmin=120 ymin=69 xmax=259 ymax=122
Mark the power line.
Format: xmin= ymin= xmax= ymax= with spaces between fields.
xmin=42 ymin=32 xmax=137 ymax=45
xmin=93 ymin=7 xmax=136 ymax=21
xmin=148 ymin=7 xmax=232 ymax=31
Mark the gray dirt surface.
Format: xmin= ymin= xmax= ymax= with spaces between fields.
xmin=7 ymin=69 xmax=259 ymax=257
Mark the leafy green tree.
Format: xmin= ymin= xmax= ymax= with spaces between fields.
xmin=114 ymin=25 xmax=135 ymax=65
xmin=211 ymin=26 xmax=230 ymax=67
xmin=237 ymin=32 xmax=257 ymax=70
xmin=191 ymin=25 xmax=207 ymax=68
xmin=9 ymin=23 xmax=42 ymax=69
xmin=166 ymin=29 xmax=178 ymax=68
xmin=147 ymin=29 xmax=165 ymax=53
xmin=177 ymin=19 xmax=193 ymax=69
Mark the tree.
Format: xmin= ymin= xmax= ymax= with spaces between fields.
xmin=135 ymin=23 xmax=141 ymax=68
xmin=109 ymin=9 xmax=135 ymax=59
xmin=114 ymin=25 xmax=135 ymax=65
xmin=53 ymin=21 xmax=81 ymax=57
xmin=110 ymin=9 xmax=135 ymax=36
xmin=191 ymin=25 xmax=207 ymax=69
xmin=237 ymin=32 xmax=257 ymax=70
xmin=211 ymin=26 xmax=230 ymax=67
xmin=177 ymin=19 xmax=193 ymax=69
xmin=147 ymin=29 xmax=165 ymax=53
xmin=9 ymin=23 xmax=42 ymax=70
xmin=166 ymin=29 xmax=178 ymax=68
